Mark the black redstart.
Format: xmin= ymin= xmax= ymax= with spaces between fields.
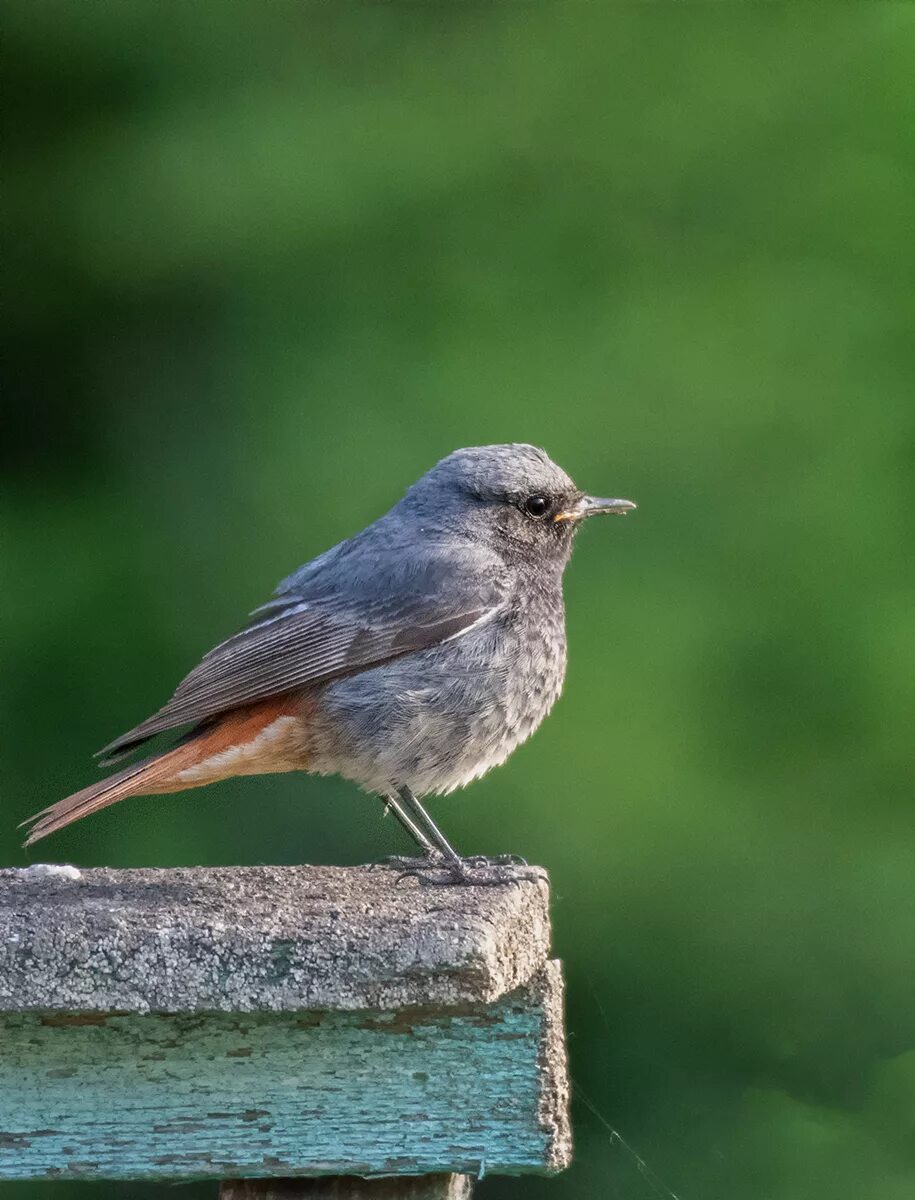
xmin=23 ymin=444 xmax=635 ymax=884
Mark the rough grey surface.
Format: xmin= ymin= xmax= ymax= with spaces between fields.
xmin=0 ymin=864 xmax=551 ymax=1013
xmin=535 ymin=960 xmax=572 ymax=1169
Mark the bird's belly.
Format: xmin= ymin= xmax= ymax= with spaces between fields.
xmin=305 ymin=619 xmax=567 ymax=797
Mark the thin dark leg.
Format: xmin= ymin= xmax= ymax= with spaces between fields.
xmin=395 ymin=786 xmax=463 ymax=865
xmin=393 ymin=787 xmax=538 ymax=889
xmin=378 ymin=793 xmax=436 ymax=855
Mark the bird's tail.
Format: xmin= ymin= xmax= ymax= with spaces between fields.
xmin=21 ymin=696 xmax=304 ymax=846
xmin=21 ymin=746 xmax=195 ymax=846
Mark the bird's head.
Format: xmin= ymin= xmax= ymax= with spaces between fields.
xmin=401 ymin=443 xmax=636 ymax=568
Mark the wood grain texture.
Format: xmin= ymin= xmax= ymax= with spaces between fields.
xmin=219 ymin=1173 xmax=472 ymax=1197
xmin=0 ymin=865 xmax=550 ymax=1012
xmin=0 ymin=964 xmax=568 ymax=1182
xmin=0 ymin=865 xmax=570 ymax=1183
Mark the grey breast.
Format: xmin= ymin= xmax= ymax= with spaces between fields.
xmin=309 ymin=575 xmax=568 ymax=798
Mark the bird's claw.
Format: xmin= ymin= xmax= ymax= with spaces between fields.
xmin=372 ymin=852 xmax=445 ymax=873
xmin=462 ymin=853 xmax=528 ymax=868
xmin=397 ymin=859 xmax=546 ymax=889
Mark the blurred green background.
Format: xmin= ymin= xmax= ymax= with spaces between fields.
xmin=3 ymin=3 xmax=914 ymax=1198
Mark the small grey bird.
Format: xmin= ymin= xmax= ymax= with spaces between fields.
xmin=23 ymin=445 xmax=635 ymax=884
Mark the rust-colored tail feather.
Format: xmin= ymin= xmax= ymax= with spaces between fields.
xmin=22 ymin=696 xmax=306 ymax=847
xmin=22 ymin=744 xmax=195 ymax=847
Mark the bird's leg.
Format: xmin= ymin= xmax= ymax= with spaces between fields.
xmin=383 ymin=792 xmax=437 ymax=854
xmin=397 ymin=788 xmax=529 ymax=871
xmin=392 ymin=787 xmax=541 ymax=888
xmin=394 ymin=786 xmax=464 ymax=865
xmin=373 ymin=790 xmax=446 ymax=871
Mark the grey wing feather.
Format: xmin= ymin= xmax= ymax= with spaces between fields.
xmin=97 ymin=564 xmax=505 ymax=762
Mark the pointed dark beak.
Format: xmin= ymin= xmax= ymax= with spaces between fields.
xmin=580 ymin=495 xmax=637 ymax=517
xmin=554 ymin=495 xmax=637 ymax=522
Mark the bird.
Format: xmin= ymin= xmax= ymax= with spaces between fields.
xmin=22 ymin=444 xmax=636 ymax=884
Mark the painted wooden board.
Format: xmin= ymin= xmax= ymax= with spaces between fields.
xmin=220 ymin=1176 xmax=471 ymax=1198
xmin=0 ymin=865 xmax=569 ymax=1183
xmin=0 ymin=963 xmax=568 ymax=1182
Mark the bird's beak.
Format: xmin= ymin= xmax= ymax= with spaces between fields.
xmin=553 ymin=495 xmax=637 ymax=522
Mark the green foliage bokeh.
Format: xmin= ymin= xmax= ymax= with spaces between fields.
xmin=3 ymin=4 xmax=914 ymax=1199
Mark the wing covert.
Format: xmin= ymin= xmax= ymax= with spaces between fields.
xmin=97 ymin=569 xmax=505 ymax=762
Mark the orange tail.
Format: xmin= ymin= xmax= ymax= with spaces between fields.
xmin=22 ymin=696 xmax=306 ymax=847
xmin=22 ymin=746 xmax=200 ymax=846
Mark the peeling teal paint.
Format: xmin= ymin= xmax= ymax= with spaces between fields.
xmin=0 ymin=993 xmax=557 ymax=1182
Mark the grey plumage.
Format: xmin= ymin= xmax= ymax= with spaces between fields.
xmin=24 ymin=444 xmax=635 ymax=871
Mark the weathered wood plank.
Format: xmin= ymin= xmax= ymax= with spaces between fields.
xmin=0 ymin=963 xmax=568 ymax=1182
xmin=0 ymin=865 xmax=550 ymax=1013
xmin=0 ymin=865 xmax=569 ymax=1183
xmin=220 ymin=1173 xmax=472 ymax=1197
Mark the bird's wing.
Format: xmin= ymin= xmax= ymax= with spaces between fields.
xmin=97 ymin=545 xmax=507 ymax=762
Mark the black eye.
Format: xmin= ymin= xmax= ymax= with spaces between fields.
xmin=523 ymin=494 xmax=550 ymax=518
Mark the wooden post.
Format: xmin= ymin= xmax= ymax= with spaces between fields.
xmin=220 ymin=1174 xmax=472 ymax=1198
xmin=0 ymin=864 xmax=570 ymax=1194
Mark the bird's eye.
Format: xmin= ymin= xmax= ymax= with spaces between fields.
xmin=523 ymin=494 xmax=550 ymax=519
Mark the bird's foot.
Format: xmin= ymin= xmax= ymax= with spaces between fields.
xmin=372 ymin=850 xmax=446 ymax=872
xmin=463 ymin=853 xmax=528 ymax=868
xmin=398 ymin=857 xmax=546 ymax=889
